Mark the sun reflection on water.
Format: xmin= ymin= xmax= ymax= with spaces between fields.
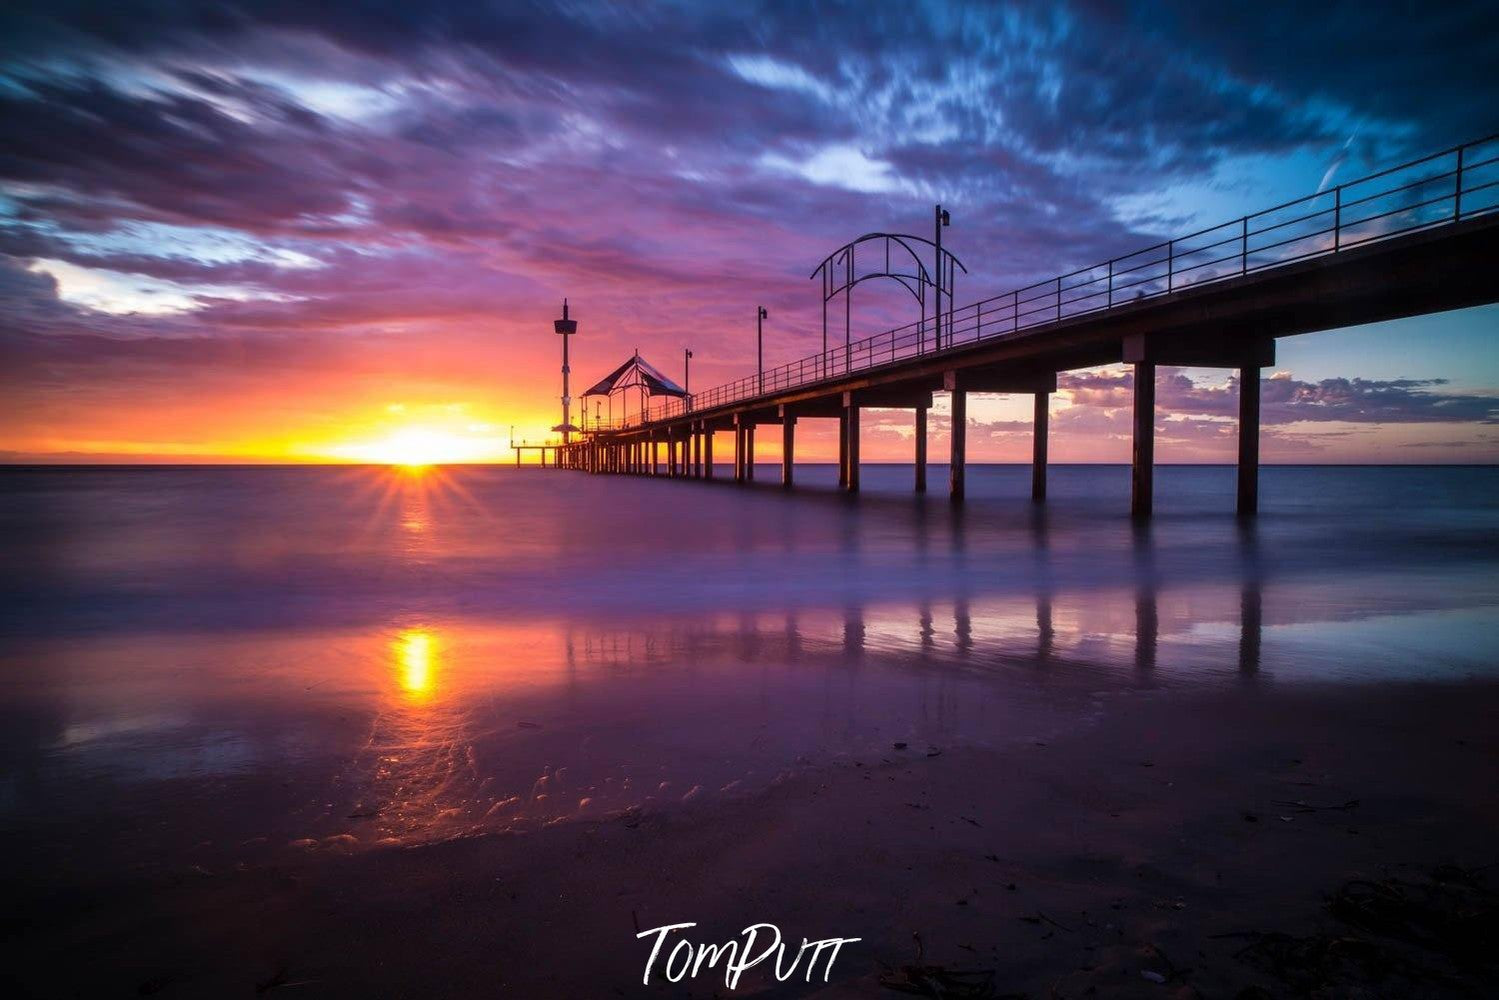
xmin=394 ymin=628 xmax=437 ymax=701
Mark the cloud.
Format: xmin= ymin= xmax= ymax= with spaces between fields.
xmin=1052 ymin=368 xmax=1499 ymax=426
xmin=760 ymin=145 xmax=908 ymax=194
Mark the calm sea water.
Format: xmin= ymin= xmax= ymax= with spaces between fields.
xmin=2 ymin=464 xmax=1497 ymax=883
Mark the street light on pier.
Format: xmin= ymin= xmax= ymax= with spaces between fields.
xmin=756 ymin=306 xmax=768 ymax=394
xmin=934 ymin=205 xmax=951 ymax=350
xmin=684 ymin=347 xmax=693 ymax=411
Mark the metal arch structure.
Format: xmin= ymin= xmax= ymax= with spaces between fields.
xmin=809 ymin=232 xmax=967 ymax=374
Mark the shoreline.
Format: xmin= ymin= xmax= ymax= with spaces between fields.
xmin=9 ymin=677 xmax=1497 ymax=997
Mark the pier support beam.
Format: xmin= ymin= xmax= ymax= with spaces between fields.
xmin=940 ymin=370 xmax=1047 ymax=504
xmin=704 ymin=427 xmax=714 ymax=479
xmin=1124 ymin=333 xmax=1274 ymax=516
xmin=746 ymin=426 xmax=756 ymax=482
xmin=1238 ymin=366 xmax=1260 ymax=516
xmin=781 ymin=415 xmax=795 ymax=488
xmin=1131 ymin=362 xmax=1156 ymax=518
xmin=842 ymin=393 xmax=860 ymax=493
xmin=837 ymin=410 xmax=849 ymax=488
xmin=949 ymin=387 xmax=966 ymax=503
xmin=1032 ymin=392 xmax=1049 ymax=502
xmin=734 ymin=421 xmax=746 ymax=483
xmin=915 ymin=404 xmax=928 ymax=493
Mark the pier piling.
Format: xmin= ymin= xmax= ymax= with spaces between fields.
xmin=915 ymin=404 xmax=928 ymax=493
xmin=949 ymin=386 xmax=966 ymax=503
xmin=1238 ymin=366 xmax=1260 ymax=516
xmin=1032 ymin=392 xmax=1049 ymax=502
xmin=1131 ymin=363 xmax=1155 ymax=519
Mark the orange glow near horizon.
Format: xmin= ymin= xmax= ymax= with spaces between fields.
xmin=328 ymin=427 xmax=502 ymax=467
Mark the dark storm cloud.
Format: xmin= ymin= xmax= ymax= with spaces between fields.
xmin=1137 ymin=1 xmax=1499 ymax=150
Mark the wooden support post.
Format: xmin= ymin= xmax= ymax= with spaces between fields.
xmin=782 ymin=416 xmax=795 ymax=488
xmin=1032 ymin=392 xmax=1049 ymax=502
xmin=746 ymin=426 xmax=756 ymax=482
xmin=1131 ymin=362 xmax=1155 ymax=518
xmin=837 ymin=410 xmax=849 ymax=487
xmin=844 ymin=397 xmax=860 ymax=493
xmin=949 ymin=387 xmax=966 ymax=503
xmin=704 ymin=427 xmax=714 ymax=479
xmin=734 ymin=422 xmax=745 ymax=483
xmin=515 ymin=448 xmax=520 ymax=468
xmin=690 ymin=427 xmax=699 ymax=478
xmin=1237 ymin=365 xmax=1259 ymax=516
xmin=914 ymin=404 xmax=928 ymax=493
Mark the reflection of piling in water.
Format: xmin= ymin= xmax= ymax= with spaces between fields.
xmin=1240 ymin=584 xmax=1262 ymax=675
xmin=954 ymin=597 xmax=973 ymax=656
xmin=737 ymin=611 xmax=760 ymax=660
xmin=842 ymin=607 xmax=864 ymax=661
xmin=784 ymin=612 xmax=802 ymax=662
xmin=1130 ymin=519 xmax=1158 ymax=673
xmin=1037 ymin=596 xmax=1054 ymax=663
xmin=1236 ymin=518 xmax=1263 ymax=676
xmin=919 ymin=599 xmax=935 ymax=651
xmin=1135 ymin=590 xmax=1158 ymax=673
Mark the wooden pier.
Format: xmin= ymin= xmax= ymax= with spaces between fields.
xmin=548 ymin=136 xmax=1499 ymax=516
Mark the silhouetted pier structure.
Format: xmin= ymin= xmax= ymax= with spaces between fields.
xmin=553 ymin=135 xmax=1499 ymax=515
xmin=511 ymin=441 xmax=566 ymax=467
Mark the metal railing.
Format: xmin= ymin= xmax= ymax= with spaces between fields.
xmin=609 ymin=133 xmax=1499 ymax=431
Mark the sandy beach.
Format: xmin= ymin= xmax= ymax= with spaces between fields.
xmin=9 ymin=676 xmax=1497 ymax=998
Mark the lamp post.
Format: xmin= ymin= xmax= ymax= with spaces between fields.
xmin=934 ymin=205 xmax=950 ymax=350
xmin=757 ymin=306 xmax=768 ymax=394
xmin=684 ymin=348 xmax=693 ymax=411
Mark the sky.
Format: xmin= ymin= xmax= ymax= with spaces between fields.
xmin=1 ymin=0 xmax=1497 ymax=464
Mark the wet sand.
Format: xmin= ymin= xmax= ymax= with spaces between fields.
xmin=9 ymin=678 xmax=1497 ymax=998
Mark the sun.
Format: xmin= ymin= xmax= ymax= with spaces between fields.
xmin=336 ymin=427 xmax=495 ymax=466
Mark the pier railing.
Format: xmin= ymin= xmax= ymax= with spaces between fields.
xmin=614 ymin=133 xmax=1499 ymax=430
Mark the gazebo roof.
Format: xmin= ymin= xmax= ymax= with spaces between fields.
xmin=580 ymin=351 xmax=687 ymax=398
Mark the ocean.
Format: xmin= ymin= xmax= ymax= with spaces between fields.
xmin=3 ymin=463 xmax=1498 ymax=883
